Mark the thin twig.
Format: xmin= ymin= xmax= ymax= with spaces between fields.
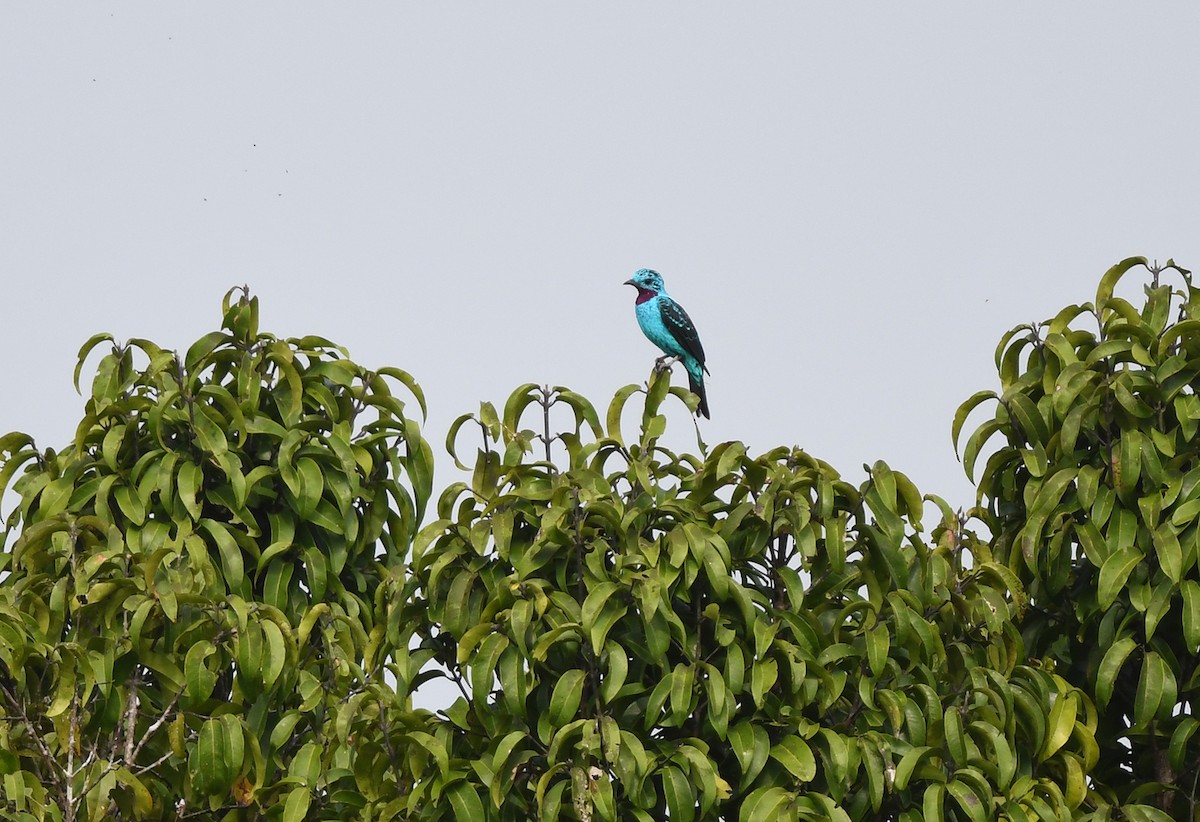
xmin=76 ymin=760 xmax=124 ymax=808
xmin=0 ymin=681 xmax=65 ymax=779
xmin=133 ymin=747 xmax=174 ymax=776
xmin=377 ymin=699 xmax=405 ymax=791
xmin=542 ymin=385 xmax=553 ymax=464
xmin=130 ymin=687 xmax=183 ymax=764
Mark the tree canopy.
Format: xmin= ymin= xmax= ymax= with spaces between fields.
xmin=1 ymin=259 xmax=1199 ymax=820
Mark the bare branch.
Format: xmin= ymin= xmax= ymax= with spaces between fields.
xmin=133 ymin=746 xmax=174 ymax=776
xmin=123 ymin=672 xmax=141 ymax=763
xmin=130 ymin=687 xmax=183 ymax=765
xmin=65 ymin=684 xmax=79 ymax=820
xmin=182 ymin=802 xmax=241 ymax=819
xmin=75 ymin=760 xmax=123 ymax=809
xmin=0 ymin=681 xmax=65 ymax=780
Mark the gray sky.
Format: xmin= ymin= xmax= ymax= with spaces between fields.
xmin=4 ymin=5 xmax=1199 ymax=527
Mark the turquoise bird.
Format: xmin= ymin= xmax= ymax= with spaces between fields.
xmin=624 ymin=268 xmax=710 ymax=418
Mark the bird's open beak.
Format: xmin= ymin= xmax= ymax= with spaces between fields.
xmin=623 ymin=278 xmax=636 ymax=287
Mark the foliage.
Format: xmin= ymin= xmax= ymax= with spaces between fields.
xmin=409 ymin=379 xmax=1093 ymax=821
xmin=1 ymin=259 xmax=1199 ymax=820
xmin=954 ymin=256 xmax=1200 ymax=819
xmin=0 ymin=288 xmax=432 ymax=819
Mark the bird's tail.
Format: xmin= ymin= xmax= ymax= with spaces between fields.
xmin=688 ymin=372 xmax=710 ymax=419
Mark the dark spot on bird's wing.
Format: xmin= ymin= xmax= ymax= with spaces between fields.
xmin=659 ymin=298 xmax=707 ymax=370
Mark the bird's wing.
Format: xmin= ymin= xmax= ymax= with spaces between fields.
xmin=659 ymin=297 xmax=707 ymax=372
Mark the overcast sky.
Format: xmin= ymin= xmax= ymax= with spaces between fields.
xmin=3 ymin=5 xmax=1199 ymax=530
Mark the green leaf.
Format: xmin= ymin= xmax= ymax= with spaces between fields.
xmin=729 ymin=721 xmax=770 ymax=789
xmin=549 ymin=669 xmax=586 ymax=727
xmin=177 ymin=460 xmax=203 ymax=521
xmin=770 ymin=736 xmax=816 ymax=782
xmin=922 ymin=783 xmax=946 ymax=822
xmin=1005 ymin=391 xmax=1048 ymax=446
xmin=943 ymin=706 xmax=966 ymax=766
xmin=45 ymin=663 xmax=76 ymax=718
xmin=219 ymin=714 xmax=245 ymax=779
xmin=1169 ymin=716 xmax=1199 ymax=772
xmin=192 ymin=404 xmax=229 ymax=456
xmin=553 ymin=387 xmax=604 ymax=439
xmin=191 ymin=717 xmax=231 ymax=794
xmin=114 ymin=484 xmax=146 ymax=526
xmin=1151 ymin=524 xmax=1183 ymax=582
xmin=377 ymin=365 xmax=428 ymax=420
xmin=261 ymin=619 xmax=287 ymax=690
xmin=893 ymin=745 xmax=933 ymax=791
xmin=101 ymin=423 xmax=125 ymax=470
xmin=449 ymin=781 xmax=485 ymax=821
xmin=661 ymin=765 xmax=696 ymax=822
xmin=749 ymin=657 xmax=778 ymax=708
xmin=1170 ymin=496 xmax=1200 ymax=528
xmin=962 ymin=419 xmax=1004 ymax=482
xmin=296 ymin=603 xmax=330 ymax=649
xmin=952 ymin=391 xmax=997 ymax=458
xmin=407 ymin=731 xmax=450 ymax=776
xmin=296 ymin=457 xmax=323 ymax=519
xmin=73 ymin=332 xmax=115 ymax=392
xmin=1096 ymin=636 xmax=1138 ymax=709
xmin=947 ymin=778 xmax=987 ymax=822
xmin=1182 ymin=579 xmax=1200 ymax=653
xmin=201 ymin=518 xmax=245 ymax=593
xmin=0 ymin=445 xmax=39 ymax=508
xmin=669 ymin=663 xmax=695 ymax=722
xmin=1018 ymin=468 xmax=1076 ymax=566
xmin=1121 ymin=805 xmax=1175 ymax=822
xmin=185 ymin=331 xmax=231 ymax=372
xmin=184 ymin=640 xmax=217 ymax=702
xmin=38 ymin=476 xmax=74 ymax=518
xmin=1097 ymin=545 xmax=1143 ymax=610
xmin=589 ymin=601 xmax=627 ymax=656
xmin=491 ymin=729 xmax=530 ymax=776
xmin=859 ymin=738 xmax=885 ymax=812
xmin=581 ymin=582 xmax=620 ymax=633
xmin=606 ymin=384 xmax=641 ymax=448
xmin=501 ymin=383 xmax=540 ymax=439
xmin=1133 ymin=651 xmax=1165 ymax=729
xmin=1096 ymin=256 xmax=1148 ymax=309
xmin=111 ymin=766 xmax=154 ymax=816
xmin=236 ymin=621 xmax=264 ymax=689
xmin=1115 ymin=429 xmax=1142 ymax=498
xmin=739 ymin=786 xmax=791 ymax=822
xmin=1040 ymin=690 xmax=1077 ymax=761
xmin=281 ymin=787 xmax=311 ymax=822
xmin=1158 ymin=318 xmax=1200 ymax=359
xmin=1144 ymin=578 xmax=1174 ymax=643
xmin=445 ymin=413 xmax=478 ymax=471
xmin=601 ymin=642 xmax=628 ymax=705
xmin=289 ymin=741 xmax=321 ymax=785
xmin=269 ymin=345 xmax=305 ymax=425
xmin=816 ymin=728 xmax=849 ymax=785
xmin=532 ymin=625 xmax=581 ymax=662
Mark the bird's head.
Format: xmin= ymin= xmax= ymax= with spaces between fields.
xmin=624 ymin=268 xmax=665 ymax=299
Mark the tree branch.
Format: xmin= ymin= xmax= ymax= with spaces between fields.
xmin=130 ymin=687 xmax=182 ymax=764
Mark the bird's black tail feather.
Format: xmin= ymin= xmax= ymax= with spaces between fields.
xmin=689 ymin=374 xmax=710 ymax=419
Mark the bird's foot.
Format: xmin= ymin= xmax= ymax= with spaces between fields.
xmin=654 ymin=355 xmax=680 ymax=373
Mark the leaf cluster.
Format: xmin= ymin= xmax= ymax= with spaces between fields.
xmin=0 ymin=289 xmax=432 ymax=819
xmin=955 ymin=257 xmax=1200 ymax=818
xmin=407 ymin=376 xmax=1092 ymax=820
xmin=4 ymin=259 xmax=1200 ymax=820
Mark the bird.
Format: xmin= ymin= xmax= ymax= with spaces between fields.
xmin=624 ymin=268 xmax=710 ymax=418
